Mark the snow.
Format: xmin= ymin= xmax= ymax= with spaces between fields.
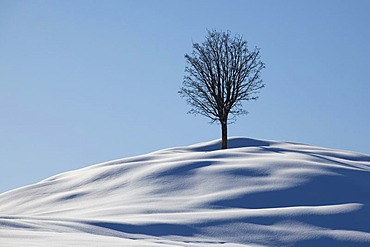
xmin=1 ymin=137 xmax=370 ymax=246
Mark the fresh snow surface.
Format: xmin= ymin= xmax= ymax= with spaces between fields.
xmin=1 ymin=137 xmax=370 ymax=246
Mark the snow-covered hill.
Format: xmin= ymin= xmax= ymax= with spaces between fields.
xmin=1 ymin=137 xmax=370 ymax=246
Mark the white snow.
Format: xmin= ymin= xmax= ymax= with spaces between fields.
xmin=1 ymin=137 xmax=370 ymax=246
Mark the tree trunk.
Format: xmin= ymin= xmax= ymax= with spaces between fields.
xmin=221 ymin=121 xmax=228 ymax=149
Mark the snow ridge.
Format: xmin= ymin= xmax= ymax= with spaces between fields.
xmin=1 ymin=137 xmax=370 ymax=246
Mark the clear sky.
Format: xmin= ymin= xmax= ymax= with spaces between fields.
xmin=1 ymin=0 xmax=369 ymax=193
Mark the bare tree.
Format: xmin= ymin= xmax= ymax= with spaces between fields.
xmin=179 ymin=30 xmax=265 ymax=149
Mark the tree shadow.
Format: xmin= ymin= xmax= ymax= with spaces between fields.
xmin=192 ymin=137 xmax=271 ymax=152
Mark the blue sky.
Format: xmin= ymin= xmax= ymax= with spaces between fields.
xmin=1 ymin=0 xmax=369 ymax=192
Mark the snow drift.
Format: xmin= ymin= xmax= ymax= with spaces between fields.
xmin=1 ymin=137 xmax=370 ymax=246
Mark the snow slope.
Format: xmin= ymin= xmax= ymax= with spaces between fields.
xmin=1 ymin=137 xmax=370 ymax=246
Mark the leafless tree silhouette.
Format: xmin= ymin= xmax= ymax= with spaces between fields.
xmin=179 ymin=30 xmax=265 ymax=149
